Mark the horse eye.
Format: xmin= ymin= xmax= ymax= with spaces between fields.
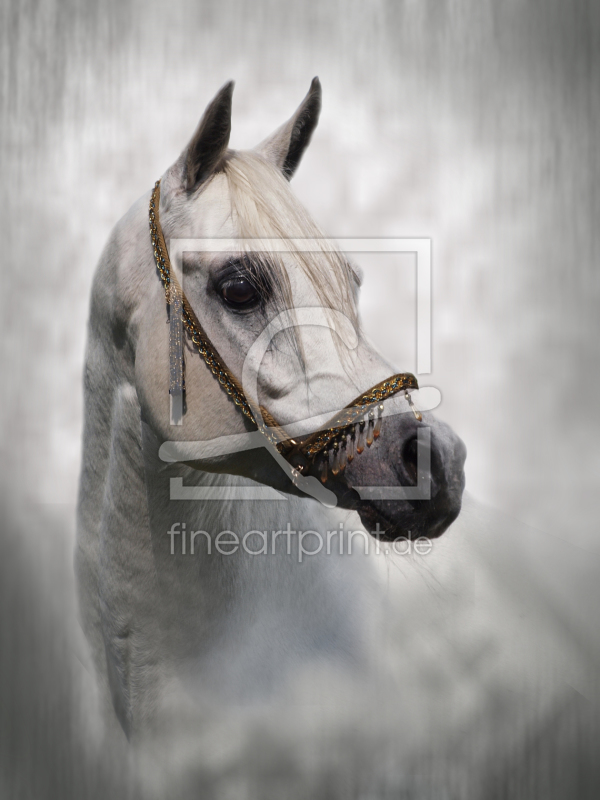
xmin=221 ymin=277 xmax=259 ymax=308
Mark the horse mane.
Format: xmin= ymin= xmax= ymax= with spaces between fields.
xmin=223 ymin=151 xmax=358 ymax=336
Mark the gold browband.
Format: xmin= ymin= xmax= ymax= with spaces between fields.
xmin=149 ymin=180 xmax=419 ymax=476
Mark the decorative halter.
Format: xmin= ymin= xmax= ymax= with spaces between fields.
xmin=149 ymin=180 xmax=421 ymax=482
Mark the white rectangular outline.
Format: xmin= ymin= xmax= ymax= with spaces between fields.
xmin=167 ymin=237 xmax=432 ymax=501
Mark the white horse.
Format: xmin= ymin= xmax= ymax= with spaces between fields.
xmin=75 ymin=81 xmax=598 ymax=798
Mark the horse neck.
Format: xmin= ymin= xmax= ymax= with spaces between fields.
xmin=139 ymin=423 xmax=376 ymax=660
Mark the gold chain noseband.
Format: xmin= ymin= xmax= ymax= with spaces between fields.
xmin=149 ymin=180 xmax=420 ymax=480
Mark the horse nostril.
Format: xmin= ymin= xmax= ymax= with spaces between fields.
xmin=401 ymin=435 xmax=419 ymax=486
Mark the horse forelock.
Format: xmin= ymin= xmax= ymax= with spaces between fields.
xmin=223 ymin=151 xmax=358 ymax=327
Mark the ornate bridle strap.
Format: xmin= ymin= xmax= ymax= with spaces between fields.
xmin=148 ymin=180 xmax=419 ymax=464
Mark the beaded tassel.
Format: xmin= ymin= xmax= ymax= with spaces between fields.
xmin=405 ymin=390 xmax=423 ymax=422
xmin=320 ymin=452 xmax=328 ymax=483
xmin=331 ymin=442 xmax=340 ymax=476
xmin=366 ymin=411 xmax=375 ymax=447
xmin=356 ymin=421 xmax=366 ymax=455
xmin=339 ymin=437 xmax=347 ymax=472
xmin=347 ymin=432 xmax=355 ymax=463
xmin=374 ymin=404 xmax=383 ymax=439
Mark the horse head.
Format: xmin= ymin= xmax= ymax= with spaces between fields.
xmin=136 ymin=79 xmax=466 ymax=542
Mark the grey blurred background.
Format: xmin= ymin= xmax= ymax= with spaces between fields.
xmin=1 ymin=0 xmax=599 ymax=795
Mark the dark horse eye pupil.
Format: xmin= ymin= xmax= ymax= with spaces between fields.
xmin=223 ymin=279 xmax=257 ymax=305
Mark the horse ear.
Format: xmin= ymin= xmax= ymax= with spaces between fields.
xmin=183 ymin=81 xmax=234 ymax=192
xmin=255 ymin=77 xmax=322 ymax=180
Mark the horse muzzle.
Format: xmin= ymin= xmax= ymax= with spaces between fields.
xmin=323 ymin=413 xmax=467 ymax=542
